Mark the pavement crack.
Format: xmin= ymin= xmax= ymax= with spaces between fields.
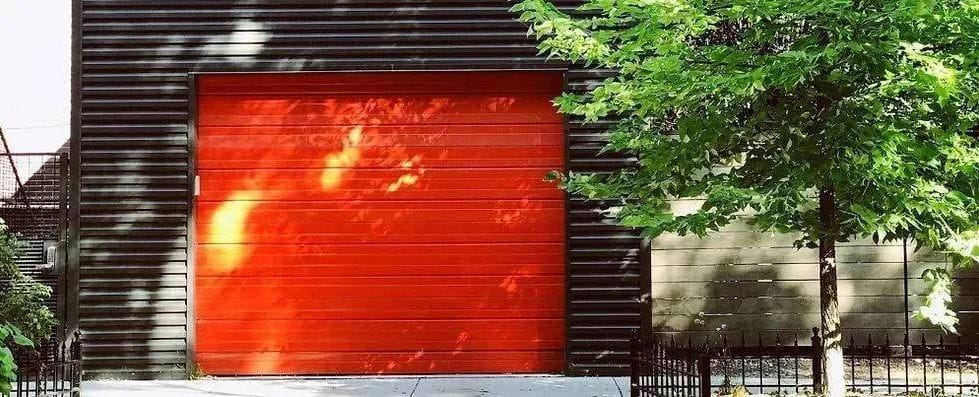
xmin=408 ymin=377 xmax=421 ymax=397
xmin=612 ymin=377 xmax=624 ymax=397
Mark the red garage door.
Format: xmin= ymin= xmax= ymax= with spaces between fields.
xmin=194 ymin=71 xmax=566 ymax=375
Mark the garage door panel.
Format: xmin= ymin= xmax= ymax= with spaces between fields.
xmin=198 ymin=318 xmax=565 ymax=332
xmin=197 ymin=200 xmax=565 ymax=220
xmin=199 ymin=168 xmax=560 ymax=186
xmin=196 ymin=352 xmax=565 ymax=376
xmin=196 ymin=283 xmax=565 ymax=300
xmin=199 ymin=242 xmax=563 ymax=256
xmin=197 ymin=307 xmax=567 ymax=321
xmin=200 ymin=232 xmax=565 ymax=245
xmin=198 ymin=123 xmax=564 ymax=137
xmin=197 ymin=323 xmax=565 ymax=351
xmin=199 ymin=84 xmax=564 ymax=97
xmin=198 ymin=190 xmax=563 ymax=202
xmin=196 ymin=263 xmax=565 ymax=278
xmin=199 ymin=131 xmax=563 ymax=149
xmin=200 ymin=147 xmax=565 ymax=170
xmin=195 ymin=275 xmax=565 ymax=288
xmin=198 ymin=221 xmax=566 ymax=234
xmin=198 ymin=169 xmax=562 ymax=201
xmin=197 ymin=246 xmax=564 ymax=274
xmin=202 ymin=340 xmax=564 ymax=354
xmin=198 ymin=215 xmax=566 ymax=228
xmin=198 ymin=247 xmax=564 ymax=272
xmin=195 ymin=71 xmax=565 ymax=375
xmin=200 ymin=100 xmax=561 ymax=124
xmin=197 ymin=332 xmax=566 ymax=348
xmin=196 ymin=296 xmax=565 ymax=312
xmin=199 ymin=83 xmax=565 ymax=95
xmin=199 ymin=235 xmax=564 ymax=246
xmin=198 ymin=72 xmax=563 ymax=94
xmin=199 ymin=220 xmax=565 ymax=244
xmin=200 ymin=222 xmax=565 ymax=236
xmin=200 ymin=112 xmax=562 ymax=126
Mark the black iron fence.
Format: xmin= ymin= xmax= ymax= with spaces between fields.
xmin=632 ymin=328 xmax=979 ymax=397
xmin=0 ymin=152 xmax=70 ymax=315
xmin=0 ymin=151 xmax=78 ymax=396
xmin=10 ymin=331 xmax=81 ymax=397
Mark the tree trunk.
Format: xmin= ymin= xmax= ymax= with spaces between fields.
xmin=819 ymin=186 xmax=845 ymax=397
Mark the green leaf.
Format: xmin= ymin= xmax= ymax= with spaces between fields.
xmin=849 ymin=204 xmax=877 ymax=223
xmin=514 ymin=0 xmax=979 ymax=335
xmin=10 ymin=334 xmax=31 ymax=348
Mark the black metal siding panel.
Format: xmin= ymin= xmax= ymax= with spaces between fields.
xmin=76 ymin=0 xmax=640 ymax=379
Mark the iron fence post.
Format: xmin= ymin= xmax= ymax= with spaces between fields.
xmin=697 ymin=352 xmax=711 ymax=397
xmin=631 ymin=329 xmax=641 ymax=397
xmin=626 ymin=327 xmax=975 ymax=396
xmin=811 ymin=327 xmax=823 ymax=394
xmin=72 ymin=330 xmax=81 ymax=397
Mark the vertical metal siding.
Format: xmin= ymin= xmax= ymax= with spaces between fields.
xmin=76 ymin=1 xmax=640 ymax=379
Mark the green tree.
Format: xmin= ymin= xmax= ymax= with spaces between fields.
xmin=0 ymin=324 xmax=32 ymax=397
xmin=513 ymin=1 xmax=979 ymax=395
xmin=0 ymin=219 xmax=55 ymax=396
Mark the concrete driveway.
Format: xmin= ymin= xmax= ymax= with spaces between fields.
xmin=84 ymin=376 xmax=628 ymax=397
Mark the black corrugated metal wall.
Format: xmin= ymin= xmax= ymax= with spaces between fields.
xmin=73 ymin=1 xmax=641 ymax=379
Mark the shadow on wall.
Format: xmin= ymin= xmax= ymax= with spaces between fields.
xmin=79 ymin=1 xmax=569 ymax=378
xmin=648 ymin=219 xmax=979 ymax=346
xmin=80 ymin=13 xmax=277 ymax=379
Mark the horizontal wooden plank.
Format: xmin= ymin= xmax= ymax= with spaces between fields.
xmin=650 ymin=312 xmax=979 ymax=332
xmin=649 ymin=279 xmax=979 ymax=298
xmin=651 ymin=262 xmax=974 ymax=282
xmin=652 ymin=246 xmax=944 ymax=266
xmin=652 ymin=296 xmax=979 ymax=314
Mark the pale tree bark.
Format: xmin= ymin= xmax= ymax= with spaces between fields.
xmin=819 ymin=186 xmax=845 ymax=397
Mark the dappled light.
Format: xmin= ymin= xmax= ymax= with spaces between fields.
xmin=194 ymin=71 xmax=566 ymax=375
xmin=648 ymin=223 xmax=973 ymax=344
xmin=385 ymin=173 xmax=420 ymax=193
xmin=320 ymin=126 xmax=363 ymax=190
xmin=204 ymin=190 xmax=262 ymax=273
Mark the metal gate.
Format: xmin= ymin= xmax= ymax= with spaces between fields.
xmin=0 ymin=153 xmax=70 ymax=327
xmin=0 ymin=151 xmax=81 ymax=396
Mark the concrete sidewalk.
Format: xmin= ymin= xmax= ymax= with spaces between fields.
xmin=84 ymin=376 xmax=628 ymax=397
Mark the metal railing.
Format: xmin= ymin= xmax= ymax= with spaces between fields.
xmin=0 ymin=151 xmax=77 ymax=396
xmin=631 ymin=328 xmax=979 ymax=397
xmin=10 ymin=330 xmax=81 ymax=397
